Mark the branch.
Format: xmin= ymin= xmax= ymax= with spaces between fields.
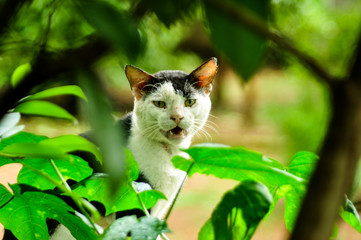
xmin=0 ymin=36 xmax=109 ymax=119
xmin=205 ymin=0 xmax=341 ymax=85
xmin=290 ymin=28 xmax=361 ymax=240
xmin=348 ymin=29 xmax=361 ymax=82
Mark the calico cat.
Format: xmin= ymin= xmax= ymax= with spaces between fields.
xmin=5 ymin=58 xmax=218 ymax=240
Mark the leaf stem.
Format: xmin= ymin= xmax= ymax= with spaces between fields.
xmin=132 ymin=183 xmax=150 ymax=217
xmin=49 ymin=159 xmax=100 ymax=234
xmin=132 ymin=184 xmax=170 ymax=240
xmin=163 ymin=161 xmax=195 ymax=221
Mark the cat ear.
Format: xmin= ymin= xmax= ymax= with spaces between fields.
xmin=125 ymin=65 xmax=154 ymax=100
xmin=189 ymin=57 xmax=218 ymax=94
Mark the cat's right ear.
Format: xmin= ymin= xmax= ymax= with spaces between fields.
xmin=125 ymin=65 xmax=154 ymax=100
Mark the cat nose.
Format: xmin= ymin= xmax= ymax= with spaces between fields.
xmin=170 ymin=114 xmax=184 ymax=124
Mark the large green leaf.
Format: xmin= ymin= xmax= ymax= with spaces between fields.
xmin=0 ymin=132 xmax=47 ymax=151
xmin=0 ymin=142 xmax=69 ymax=160
xmin=73 ymin=173 xmax=165 ymax=215
xmin=103 ymin=215 xmax=169 ymax=240
xmin=0 ymin=132 xmax=93 ymax=190
xmin=39 ymin=135 xmax=103 ymax=164
xmin=205 ymin=0 xmax=269 ymax=80
xmin=199 ymin=181 xmax=272 ymax=240
xmin=25 ymin=85 xmax=87 ymax=101
xmin=76 ymin=0 xmax=141 ymax=60
xmin=0 ymin=154 xmax=93 ymax=190
xmin=14 ymin=100 xmax=76 ymax=121
xmin=0 ymin=184 xmax=97 ymax=240
xmin=172 ymin=144 xmax=303 ymax=188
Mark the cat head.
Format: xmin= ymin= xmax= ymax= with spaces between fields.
xmin=125 ymin=58 xmax=218 ymax=147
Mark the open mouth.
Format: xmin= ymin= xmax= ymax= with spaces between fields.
xmin=166 ymin=126 xmax=187 ymax=139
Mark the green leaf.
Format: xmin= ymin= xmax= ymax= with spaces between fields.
xmin=287 ymin=151 xmax=318 ymax=180
xmin=0 ymin=132 xmax=47 ymax=151
xmin=14 ymin=100 xmax=76 ymax=121
xmin=173 ymin=144 xmax=303 ymax=188
xmin=0 ymin=184 xmax=97 ymax=240
xmin=0 ymin=184 xmax=12 ymax=207
xmin=25 ymin=85 xmax=87 ymax=101
xmin=76 ymin=0 xmax=141 ymax=60
xmin=340 ymin=196 xmax=361 ymax=233
xmin=73 ymin=174 xmax=165 ymax=215
xmin=40 ymin=135 xmax=103 ymax=164
xmin=11 ymin=63 xmax=31 ymax=87
xmin=0 ymin=142 xmax=69 ymax=160
xmin=0 ymin=154 xmax=92 ymax=190
xmin=0 ymin=132 xmax=93 ymax=189
xmin=201 ymin=181 xmax=272 ymax=240
xmin=205 ymin=0 xmax=269 ymax=80
xmin=103 ymin=215 xmax=169 ymax=240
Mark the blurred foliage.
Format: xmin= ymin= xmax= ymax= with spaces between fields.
xmin=1 ymin=0 xmax=361 ymax=239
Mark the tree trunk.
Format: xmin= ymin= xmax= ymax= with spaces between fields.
xmin=291 ymin=80 xmax=361 ymax=240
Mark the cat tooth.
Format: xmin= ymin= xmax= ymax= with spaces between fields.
xmin=169 ymin=131 xmax=174 ymax=136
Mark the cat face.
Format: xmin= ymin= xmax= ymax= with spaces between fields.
xmin=125 ymin=58 xmax=218 ymax=147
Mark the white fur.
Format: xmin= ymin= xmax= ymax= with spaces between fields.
xmin=128 ymin=82 xmax=211 ymax=218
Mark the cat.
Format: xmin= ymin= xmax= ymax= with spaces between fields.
xmin=4 ymin=57 xmax=218 ymax=240
xmin=124 ymin=57 xmax=218 ymax=219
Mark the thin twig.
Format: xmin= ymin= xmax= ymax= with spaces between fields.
xmin=163 ymin=161 xmax=194 ymax=221
xmin=205 ymin=0 xmax=341 ymax=85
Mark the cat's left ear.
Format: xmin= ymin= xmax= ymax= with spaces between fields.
xmin=189 ymin=57 xmax=218 ymax=94
xmin=125 ymin=65 xmax=155 ymax=100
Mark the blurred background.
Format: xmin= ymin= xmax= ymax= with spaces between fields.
xmin=1 ymin=0 xmax=361 ymax=239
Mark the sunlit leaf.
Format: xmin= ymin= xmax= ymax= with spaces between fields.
xmin=11 ymin=63 xmax=31 ymax=87
xmin=73 ymin=173 xmax=166 ymax=215
xmin=0 ymin=184 xmax=97 ymax=240
xmin=0 ymin=154 xmax=92 ymax=190
xmin=172 ymin=144 xmax=303 ymax=188
xmin=0 ymin=142 xmax=69 ymax=160
xmin=103 ymin=215 xmax=169 ymax=240
xmin=25 ymin=85 xmax=87 ymax=101
xmin=0 ymin=132 xmax=93 ymax=190
xmin=40 ymin=135 xmax=102 ymax=164
xmin=205 ymin=0 xmax=269 ymax=80
xmin=14 ymin=100 xmax=76 ymax=121
xmin=0 ymin=132 xmax=47 ymax=151
xmin=287 ymin=151 xmax=318 ymax=180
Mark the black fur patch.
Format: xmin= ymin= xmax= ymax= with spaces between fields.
xmin=142 ymin=70 xmax=196 ymax=98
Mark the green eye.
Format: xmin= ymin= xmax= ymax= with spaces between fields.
xmin=185 ymin=99 xmax=196 ymax=107
xmin=153 ymin=101 xmax=166 ymax=108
